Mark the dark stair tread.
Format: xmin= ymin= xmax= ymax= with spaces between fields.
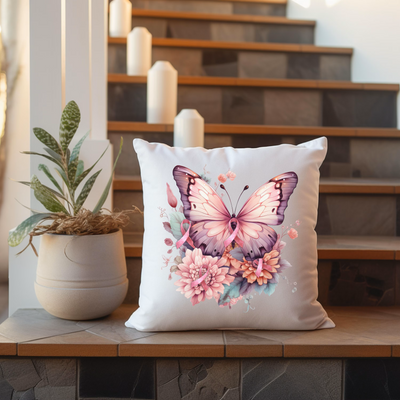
xmin=109 ymin=37 xmax=353 ymax=55
xmin=108 ymin=121 xmax=400 ymax=138
xmin=108 ymin=74 xmax=399 ymax=91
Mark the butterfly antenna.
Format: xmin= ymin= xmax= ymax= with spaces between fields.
xmin=234 ymin=185 xmax=249 ymax=214
xmin=220 ymin=184 xmax=234 ymax=214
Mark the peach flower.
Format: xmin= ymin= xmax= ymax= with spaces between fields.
xmin=288 ymin=228 xmax=298 ymax=239
xmin=219 ymin=244 xmax=242 ymax=274
xmin=174 ymin=248 xmax=234 ymax=305
xmin=218 ymin=174 xmax=227 ymax=183
xmin=241 ymin=250 xmax=281 ymax=285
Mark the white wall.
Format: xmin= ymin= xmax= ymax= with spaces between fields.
xmin=288 ymin=0 xmax=400 ymax=128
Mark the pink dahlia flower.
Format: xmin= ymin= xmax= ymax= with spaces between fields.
xmin=288 ymin=228 xmax=298 ymax=239
xmin=175 ymin=248 xmax=234 ymax=305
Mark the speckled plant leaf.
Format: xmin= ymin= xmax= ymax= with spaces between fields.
xmin=73 ymin=144 xmax=109 ymax=191
xmin=68 ymin=159 xmax=79 ymax=183
xmin=55 ymin=168 xmax=69 ymax=187
xmin=31 ymin=175 xmax=69 ymax=214
xmin=38 ymin=164 xmax=63 ymax=194
xmin=18 ymin=180 xmax=70 ymax=205
xmin=59 ymin=101 xmax=81 ymax=152
xmin=22 ymin=151 xmax=63 ymax=169
xmin=92 ymin=138 xmax=123 ymax=214
xmin=74 ymin=170 xmax=102 ymax=213
xmin=8 ymin=213 xmax=53 ymax=247
xmin=76 ymin=160 xmax=84 ymax=178
xmin=70 ymin=130 xmax=89 ymax=164
xmin=44 ymin=148 xmax=62 ymax=163
xmin=33 ymin=127 xmax=62 ymax=155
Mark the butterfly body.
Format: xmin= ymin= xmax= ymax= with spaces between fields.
xmin=173 ymin=165 xmax=298 ymax=260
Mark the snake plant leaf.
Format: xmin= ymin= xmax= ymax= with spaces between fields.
xmin=8 ymin=213 xmax=53 ymax=247
xmin=76 ymin=160 xmax=84 ymax=178
xmin=74 ymin=170 xmax=102 ymax=214
xmin=22 ymin=151 xmax=64 ymax=169
xmin=92 ymin=137 xmax=123 ymax=214
xmin=68 ymin=159 xmax=79 ymax=183
xmin=59 ymin=101 xmax=81 ymax=152
xmin=72 ymin=144 xmax=109 ymax=191
xmin=38 ymin=164 xmax=63 ymax=194
xmin=44 ymin=148 xmax=62 ymax=163
xmin=33 ymin=128 xmax=62 ymax=155
xmin=70 ymin=130 xmax=89 ymax=164
xmin=31 ymin=175 xmax=69 ymax=214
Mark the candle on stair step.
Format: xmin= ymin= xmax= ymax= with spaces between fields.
xmin=147 ymin=61 xmax=178 ymax=124
xmin=109 ymin=0 xmax=132 ymax=38
xmin=174 ymin=109 xmax=204 ymax=148
xmin=127 ymin=27 xmax=152 ymax=76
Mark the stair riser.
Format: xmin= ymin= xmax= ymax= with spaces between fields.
xmin=131 ymin=16 xmax=314 ymax=44
xmin=129 ymin=0 xmax=286 ymax=16
xmin=109 ymin=43 xmax=351 ymax=80
xmin=124 ymin=258 xmax=400 ymax=307
xmin=110 ymin=132 xmax=400 ymax=179
xmin=114 ymin=189 xmax=400 ymax=237
xmin=108 ymin=84 xmax=397 ymax=127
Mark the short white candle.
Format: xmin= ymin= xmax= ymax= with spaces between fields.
xmin=127 ymin=27 xmax=152 ymax=76
xmin=174 ymin=109 xmax=205 ymax=148
xmin=147 ymin=61 xmax=178 ymax=124
xmin=109 ymin=0 xmax=132 ymax=38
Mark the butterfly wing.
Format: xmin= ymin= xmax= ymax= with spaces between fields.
xmin=173 ymin=165 xmax=231 ymax=257
xmin=236 ymin=172 xmax=298 ymax=259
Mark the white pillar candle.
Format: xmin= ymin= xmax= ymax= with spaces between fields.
xmin=147 ymin=61 xmax=178 ymax=124
xmin=174 ymin=109 xmax=204 ymax=148
xmin=127 ymin=27 xmax=152 ymax=76
xmin=109 ymin=0 xmax=132 ymax=38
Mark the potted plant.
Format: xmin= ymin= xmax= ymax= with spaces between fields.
xmin=8 ymin=101 xmax=136 ymax=320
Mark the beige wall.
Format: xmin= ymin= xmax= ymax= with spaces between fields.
xmin=0 ymin=0 xmax=30 ymax=282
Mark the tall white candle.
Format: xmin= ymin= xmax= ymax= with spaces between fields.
xmin=109 ymin=0 xmax=132 ymax=38
xmin=174 ymin=109 xmax=204 ymax=148
xmin=147 ymin=61 xmax=178 ymax=124
xmin=127 ymin=27 xmax=152 ymax=76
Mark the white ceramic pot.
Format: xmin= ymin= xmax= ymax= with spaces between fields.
xmin=35 ymin=229 xmax=128 ymax=320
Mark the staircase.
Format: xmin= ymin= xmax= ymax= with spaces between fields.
xmin=107 ymin=1 xmax=400 ymax=309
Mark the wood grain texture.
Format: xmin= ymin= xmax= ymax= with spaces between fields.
xmin=108 ymin=74 xmax=399 ymax=91
xmin=108 ymin=37 xmax=353 ymax=55
xmin=131 ymin=8 xmax=314 ymax=25
xmin=108 ymin=121 xmax=400 ymax=138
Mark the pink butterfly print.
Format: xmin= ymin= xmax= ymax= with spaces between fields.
xmin=173 ymin=165 xmax=298 ymax=260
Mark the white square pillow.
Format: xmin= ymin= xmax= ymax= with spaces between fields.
xmin=126 ymin=137 xmax=334 ymax=331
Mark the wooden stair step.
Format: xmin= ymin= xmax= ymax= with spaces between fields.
xmin=131 ymin=8 xmax=314 ymax=26
xmin=114 ymin=176 xmax=400 ymax=194
xmin=108 ymin=121 xmax=400 ymax=138
xmin=123 ymin=234 xmax=400 ymax=260
xmin=109 ymin=37 xmax=353 ymax=55
xmin=108 ymin=74 xmax=399 ymax=91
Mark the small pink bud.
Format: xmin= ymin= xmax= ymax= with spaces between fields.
xmin=166 ymin=183 xmax=178 ymax=208
xmin=296 ymin=220 xmax=300 ymax=226
xmin=164 ymin=238 xmax=173 ymax=246
xmin=226 ymin=171 xmax=236 ymax=181
xmin=218 ymin=174 xmax=227 ymax=183
xmin=288 ymin=228 xmax=298 ymax=239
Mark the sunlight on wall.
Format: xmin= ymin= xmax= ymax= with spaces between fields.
xmin=326 ymin=0 xmax=342 ymax=7
xmin=292 ymin=0 xmax=311 ymax=8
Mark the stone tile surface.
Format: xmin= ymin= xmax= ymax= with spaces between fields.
xmin=327 ymin=260 xmax=396 ymax=307
xmin=210 ymin=22 xmax=255 ymax=42
xmin=178 ymin=86 xmax=223 ymax=123
xmin=345 ymin=359 xmax=400 ymax=400
xmin=168 ymin=20 xmax=211 ymax=40
xmin=323 ymin=90 xmax=397 ymax=127
xmin=157 ymin=359 xmax=240 ymax=400
xmin=108 ymin=43 xmax=126 ymax=74
xmin=320 ymin=54 xmax=351 ymax=81
xmin=204 ymin=134 xmax=233 ymax=150
xmin=233 ymin=3 xmax=286 ymax=16
xmin=131 ymin=0 xmax=232 ymax=14
xmin=264 ymin=89 xmax=322 ymax=126
xmin=350 ymin=138 xmax=400 ymax=178
xmin=287 ymin=53 xmax=319 ymax=79
xmin=238 ymin=51 xmax=287 ymax=79
xmin=124 ymin=257 xmax=143 ymax=304
xmin=241 ymin=359 xmax=342 ymax=400
xmin=256 ymin=25 xmax=314 ymax=44
xmin=79 ymin=358 xmax=155 ymax=399
xmin=153 ymin=47 xmax=203 ymax=76
xmin=202 ymin=49 xmax=238 ymax=77
xmin=132 ymin=17 xmax=168 ymax=38
xmin=222 ymin=88 xmax=264 ymax=125
xmin=108 ymin=83 xmax=147 ymax=122
xmin=113 ymin=190 xmax=144 ymax=233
